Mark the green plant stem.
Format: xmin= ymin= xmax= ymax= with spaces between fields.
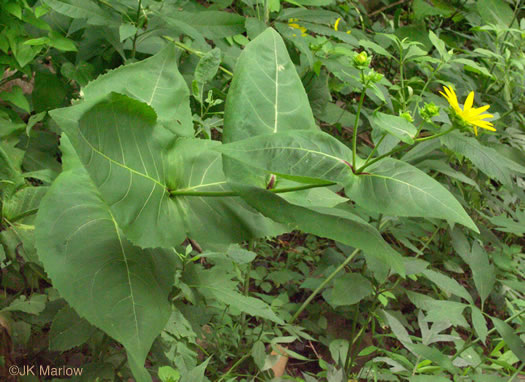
xmin=399 ymin=52 xmax=406 ymax=110
xmin=364 ymin=133 xmax=386 ymax=164
xmin=217 ymin=352 xmax=251 ymax=382
xmin=130 ymin=0 xmax=142 ymax=59
xmin=451 ymin=308 xmax=525 ymax=362
xmin=415 ymin=125 xmax=455 ymax=142
xmin=290 ymin=248 xmax=360 ymax=324
xmin=240 ymin=240 xmax=256 ymax=329
xmin=352 ymin=71 xmax=366 ymax=170
xmin=356 ymin=126 xmax=455 ymax=173
xmin=412 ymin=63 xmax=444 ymax=116
xmin=169 ymin=182 xmax=334 ymax=197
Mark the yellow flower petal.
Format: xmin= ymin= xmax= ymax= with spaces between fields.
xmin=440 ymin=85 xmax=496 ymax=135
xmin=464 ymin=91 xmax=474 ymax=113
xmin=470 ymin=104 xmax=490 ymax=115
xmin=334 ymin=17 xmax=341 ymax=31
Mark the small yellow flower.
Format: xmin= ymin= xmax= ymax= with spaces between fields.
xmin=288 ymin=18 xmax=307 ymax=37
xmin=439 ymin=85 xmax=496 ymax=136
xmin=334 ymin=17 xmax=341 ymax=31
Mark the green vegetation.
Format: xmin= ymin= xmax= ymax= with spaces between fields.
xmin=0 ymin=0 xmax=524 ymax=381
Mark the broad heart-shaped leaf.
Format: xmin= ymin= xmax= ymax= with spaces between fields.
xmin=441 ymin=132 xmax=525 ymax=187
xmin=232 ymin=184 xmax=405 ymax=275
xmin=52 ymin=93 xmax=284 ymax=250
xmin=223 ymin=27 xmax=317 ymax=143
xmin=82 ymin=43 xmax=193 ymax=136
xmin=346 ymin=158 xmax=479 ymax=233
xmin=35 ymin=167 xmax=177 ymax=382
xmin=217 ymin=130 xmax=357 ymax=186
xmin=368 ymin=111 xmax=417 ymax=144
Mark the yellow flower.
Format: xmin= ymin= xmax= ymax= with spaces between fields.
xmin=439 ymin=85 xmax=496 ymax=136
xmin=288 ymin=18 xmax=307 ymax=37
xmin=334 ymin=17 xmax=341 ymax=31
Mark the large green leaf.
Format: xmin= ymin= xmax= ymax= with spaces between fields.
xmin=441 ymin=132 xmax=525 ymax=187
xmin=217 ymin=130 xmax=357 ymax=185
xmin=35 ymin=167 xmax=176 ymax=382
xmin=82 ymin=44 xmax=193 ymax=136
xmin=167 ymin=138 xmax=286 ymax=249
xmin=52 ymin=94 xmax=283 ymax=249
xmin=223 ymin=27 xmax=317 ymax=143
xmin=233 ymin=184 xmax=405 ymax=275
xmin=172 ymin=11 xmax=245 ymax=38
xmin=345 ymin=158 xmax=479 ymax=232
xmin=43 ymin=0 xmax=118 ymax=26
xmin=476 ymin=0 xmax=515 ymax=27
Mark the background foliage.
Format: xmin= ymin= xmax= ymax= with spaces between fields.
xmin=0 ymin=0 xmax=524 ymax=381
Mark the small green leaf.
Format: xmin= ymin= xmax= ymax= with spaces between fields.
xmin=422 ymin=269 xmax=473 ymax=304
xmin=252 ymin=341 xmax=266 ymax=370
xmin=49 ymin=306 xmax=97 ymax=351
xmin=119 ymin=23 xmax=137 ymax=42
xmin=0 ymin=86 xmax=30 ymax=113
xmin=2 ymin=294 xmax=46 ymax=314
xmin=323 ymin=273 xmax=373 ymax=307
xmin=194 ymin=48 xmax=222 ymax=84
xmin=48 ymin=30 xmax=77 ymax=51
xmin=369 ymin=112 xmax=417 ymax=144
xmin=491 ymin=317 xmax=525 ymax=363
xmin=470 ymin=306 xmax=488 ymax=343
xmin=469 ymin=242 xmax=495 ymax=305
xmin=383 ymin=310 xmax=413 ymax=346
xmin=158 ymin=366 xmax=181 ymax=382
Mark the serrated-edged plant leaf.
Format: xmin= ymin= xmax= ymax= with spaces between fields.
xmin=368 ymin=112 xmax=417 ymax=144
xmin=346 ymin=158 xmax=478 ymax=232
xmin=217 ymin=130 xmax=357 ymax=185
xmin=232 ymin=184 xmax=405 ymax=275
xmin=81 ymin=44 xmax=193 ymax=136
xmin=52 ymin=94 xmax=283 ymax=250
xmin=441 ymin=132 xmax=525 ymax=187
xmin=35 ymin=166 xmax=177 ymax=382
xmin=49 ymin=306 xmax=97 ymax=351
xmin=224 ymin=28 xmax=317 ymax=143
